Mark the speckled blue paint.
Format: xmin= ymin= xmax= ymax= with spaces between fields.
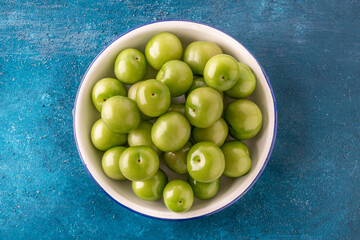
xmin=0 ymin=0 xmax=359 ymax=239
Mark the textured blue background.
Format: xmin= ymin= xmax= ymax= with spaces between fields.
xmin=0 ymin=0 xmax=359 ymax=239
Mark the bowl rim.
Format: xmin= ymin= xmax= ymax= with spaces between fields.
xmin=73 ymin=19 xmax=278 ymax=221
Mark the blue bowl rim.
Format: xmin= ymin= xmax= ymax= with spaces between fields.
xmin=73 ymin=19 xmax=278 ymax=221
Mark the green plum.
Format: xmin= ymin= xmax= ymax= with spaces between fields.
xmin=114 ymin=48 xmax=147 ymax=84
xmin=127 ymin=81 xmax=143 ymax=101
xmin=187 ymin=142 xmax=225 ymax=183
xmin=101 ymin=96 xmax=141 ymax=133
xmin=136 ymin=79 xmax=171 ymax=117
xmin=185 ymin=87 xmax=223 ymax=128
xmin=164 ymin=141 xmax=192 ymax=174
xmin=156 ymin=60 xmax=193 ymax=97
xmin=192 ymin=118 xmax=228 ymax=147
xmin=127 ymin=81 xmax=152 ymax=120
xmin=183 ymin=41 xmax=223 ymax=75
xmin=225 ymin=99 xmax=262 ymax=140
xmin=102 ymin=146 xmax=126 ymax=180
xmin=225 ymin=62 xmax=256 ymax=98
xmin=221 ymin=141 xmax=252 ymax=177
xmin=132 ymin=169 xmax=168 ymax=201
xmin=188 ymin=175 xmax=220 ymax=200
xmin=167 ymin=103 xmax=185 ymax=115
xmin=204 ymin=54 xmax=240 ymax=91
xmin=163 ymin=180 xmax=194 ymax=212
xmin=91 ymin=119 xmax=127 ymax=151
xmin=128 ymin=121 xmax=161 ymax=155
xmin=91 ymin=78 xmax=127 ymax=112
xmin=119 ymin=146 xmax=159 ymax=181
xmin=145 ymin=32 xmax=183 ymax=70
xmin=185 ymin=77 xmax=223 ymax=98
xmin=151 ymin=112 xmax=191 ymax=152
xmin=186 ymin=77 xmax=207 ymax=96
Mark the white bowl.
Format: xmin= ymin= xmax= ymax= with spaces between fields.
xmin=73 ymin=20 xmax=277 ymax=220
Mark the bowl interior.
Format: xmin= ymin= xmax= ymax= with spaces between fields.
xmin=74 ymin=21 xmax=276 ymax=220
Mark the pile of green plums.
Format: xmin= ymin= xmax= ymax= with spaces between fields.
xmin=90 ymin=32 xmax=262 ymax=213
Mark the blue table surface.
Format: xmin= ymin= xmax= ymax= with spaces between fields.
xmin=1 ymin=0 xmax=359 ymax=239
